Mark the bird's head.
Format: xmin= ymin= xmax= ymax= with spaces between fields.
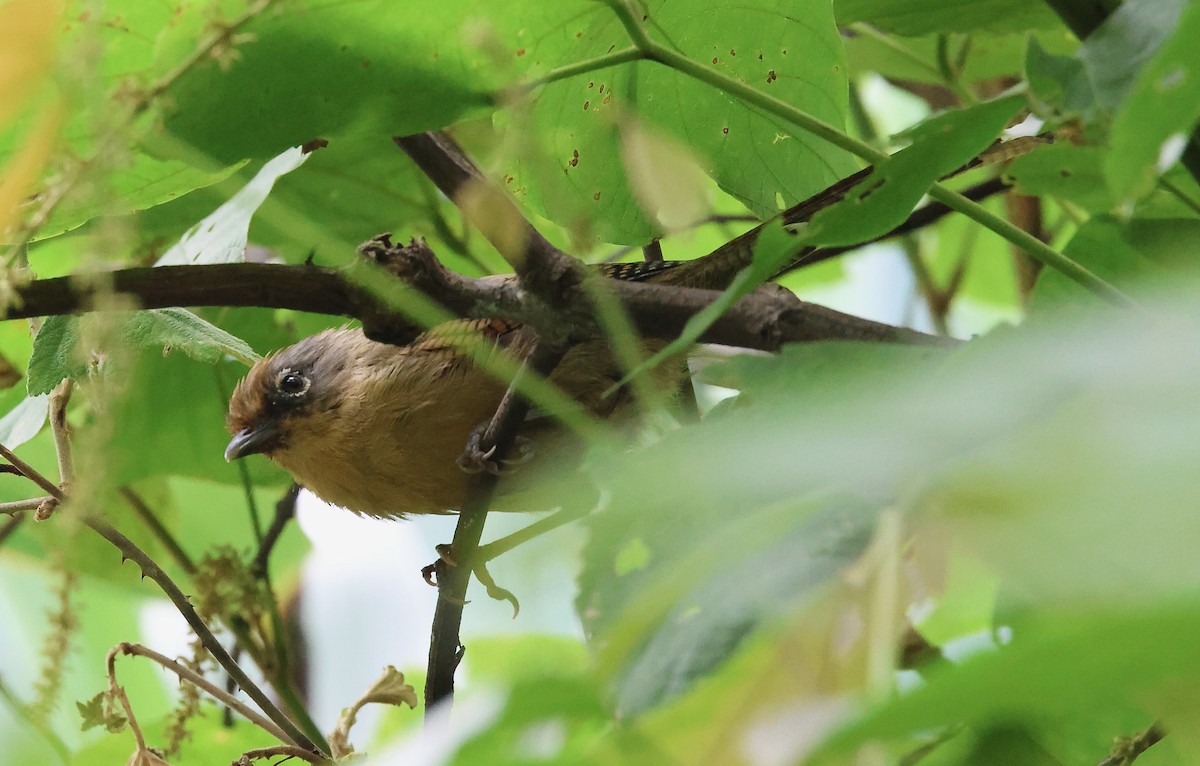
xmin=225 ymin=330 xmax=351 ymax=462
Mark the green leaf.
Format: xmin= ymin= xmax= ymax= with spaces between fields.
xmin=123 ymin=308 xmax=259 ymax=366
xmin=1025 ymin=0 xmax=1189 ymax=125
xmin=155 ymin=145 xmax=315 ymax=266
xmin=803 ymin=95 xmax=1023 ymax=247
xmin=105 ymin=351 xmax=286 ymax=486
xmin=508 ymin=0 xmax=855 ymax=244
xmin=158 ymin=0 xmax=493 ymax=163
xmin=1024 ymin=38 xmax=1097 ymax=122
xmin=26 ymin=315 xmax=83 ymax=396
xmin=1028 ymin=216 xmax=1159 ymax=314
xmin=1106 ymin=1 xmax=1200 ymax=200
xmin=834 ymin=0 xmax=1060 ymax=35
xmin=1005 ymin=143 xmax=1116 ymax=212
xmin=32 ymin=155 xmax=247 ymax=242
xmin=814 ymin=607 xmax=1200 ymax=761
xmin=0 ymin=394 xmax=49 ymax=449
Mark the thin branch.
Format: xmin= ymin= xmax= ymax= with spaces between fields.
xmin=0 ymin=496 xmax=53 ymax=516
xmin=424 ymin=343 xmax=568 ymax=716
xmin=0 ymin=515 xmax=25 ymax=546
xmin=119 ymin=487 xmax=196 ymax=573
xmin=106 ymin=646 xmax=149 ymax=755
xmin=236 ymin=745 xmax=325 ymax=765
xmin=0 ymin=444 xmax=64 ymax=500
xmin=113 ymin=642 xmax=292 ymax=745
xmin=48 ymin=380 xmax=74 ymax=489
xmin=85 ymin=518 xmax=323 ymax=757
xmin=1095 ymin=723 xmax=1165 ymax=766
xmin=252 ymin=483 xmax=300 ymax=578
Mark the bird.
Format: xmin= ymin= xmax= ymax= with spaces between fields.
xmin=224 ymin=257 xmax=708 ymax=518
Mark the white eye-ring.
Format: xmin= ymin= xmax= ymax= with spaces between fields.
xmin=276 ymin=369 xmax=310 ymax=397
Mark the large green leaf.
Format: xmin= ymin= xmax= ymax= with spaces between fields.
xmin=1106 ymin=1 xmax=1200 ymax=200
xmin=158 ymin=0 xmax=495 ymax=163
xmin=834 ymin=0 xmax=1061 ymax=35
xmin=506 ymin=0 xmax=855 ymax=244
xmin=31 ymin=156 xmax=246 ymax=243
xmin=803 ymin=95 xmax=1023 ymax=247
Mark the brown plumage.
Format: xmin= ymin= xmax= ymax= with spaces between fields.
xmin=225 ymin=261 xmax=700 ymax=517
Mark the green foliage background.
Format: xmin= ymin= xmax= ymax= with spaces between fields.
xmin=2 ymin=0 xmax=1200 ymax=764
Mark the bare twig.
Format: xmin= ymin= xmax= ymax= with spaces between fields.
xmin=1096 ymin=723 xmax=1165 ymax=766
xmin=106 ymin=646 xmax=149 ymax=755
xmin=0 ymin=515 xmax=25 ymax=546
xmin=85 ymin=518 xmax=323 ymax=756
xmin=119 ymin=487 xmax=196 ymax=573
xmin=251 ymin=483 xmax=300 ymax=578
xmin=49 ymin=380 xmax=74 ymax=485
xmin=424 ymin=343 xmax=568 ymax=716
xmin=0 ymin=496 xmax=54 ymax=516
xmin=235 ymin=745 xmax=325 ymax=765
xmin=0 ymin=444 xmax=64 ymax=500
xmin=113 ymin=642 xmax=292 ymax=745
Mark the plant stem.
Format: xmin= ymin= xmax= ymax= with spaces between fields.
xmin=603 ymin=2 xmax=1133 ymax=305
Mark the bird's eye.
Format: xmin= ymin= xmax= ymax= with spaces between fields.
xmin=277 ymin=371 xmax=309 ymax=397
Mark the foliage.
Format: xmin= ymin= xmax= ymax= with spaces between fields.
xmin=1 ymin=0 xmax=1199 ymax=765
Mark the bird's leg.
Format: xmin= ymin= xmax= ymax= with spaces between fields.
xmin=474 ymin=502 xmax=592 ymax=564
xmin=456 ymin=427 xmax=535 ymax=475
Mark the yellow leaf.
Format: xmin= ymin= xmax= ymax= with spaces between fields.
xmin=0 ymin=0 xmax=63 ymax=127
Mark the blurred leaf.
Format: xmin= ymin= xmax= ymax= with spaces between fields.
xmin=155 ymin=145 xmax=314 ymax=266
xmin=26 ymin=315 xmax=83 ymax=396
xmin=123 ymin=309 xmax=258 ymax=367
xmin=804 ymin=95 xmax=1022 ymax=247
xmin=813 ymin=607 xmax=1200 ymax=761
xmin=1106 ymin=1 xmax=1200 ymax=200
xmin=106 ymin=351 xmax=286 ymax=487
xmin=33 ymin=156 xmax=247 ymax=243
xmin=0 ymin=394 xmax=49 ymax=449
xmin=158 ymin=0 xmax=493 ymax=163
xmin=508 ymin=0 xmax=855 ymax=244
xmin=1005 ymin=143 xmax=1116 ymax=212
xmin=0 ymin=0 xmax=61 ymax=128
xmin=580 ymin=488 xmax=879 ymax=716
xmin=1028 ymin=215 xmax=1160 ymax=313
xmin=1026 ymin=0 xmax=1188 ymax=126
xmin=834 ymin=0 xmax=1060 ymax=35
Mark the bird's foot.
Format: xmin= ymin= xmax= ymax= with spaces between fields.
xmin=456 ymin=427 xmax=534 ymax=475
xmin=421 ymin=544 xmax=520 ymax=618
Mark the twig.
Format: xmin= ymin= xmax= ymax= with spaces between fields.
xmin=235 ymin=745 xmax=325 ymax=765
xmin=119 ymin=487 xmax=196 ymax=573
xmin=0 ymin=515 xmax=25 ymax=546
xmin=48 ymin=380 xmax=74 ymax=490
xmin=1096 ymin=723 xmax=1165 ymax=766
xmin=106 ymin=646 xmax=149 ymax=755
xmin=85 ymin=518 xmax=323 ymax=756
xmin=0 ymin=496 xmax=54 ymax=516
xmin=0 ymin=444 xmax=64 ymax=500
xmin=0 ymin=436 xmax=319 ymax=753
xmin=113 ymin=642 xmax=292 ymax=745
xmin=251 ymin=483 xmax=300 ymax=578
xmin=424 ymin=343 xmax=568 ymax=716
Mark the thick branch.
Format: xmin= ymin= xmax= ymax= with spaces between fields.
xmin=3 ymin=256 xmax=950 ymax=351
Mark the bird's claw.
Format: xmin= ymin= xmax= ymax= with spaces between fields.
xmin=456 ymin=429 xmax=534 ymax=475
xmin=420 ymin=545 xmax=520 ymax=618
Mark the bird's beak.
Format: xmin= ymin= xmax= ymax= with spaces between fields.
xmin=225 ymin=422 xmax=280 ymax=462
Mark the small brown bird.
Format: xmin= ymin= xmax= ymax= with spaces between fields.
xmin=224 ymin=260 xmax=701 ymax=518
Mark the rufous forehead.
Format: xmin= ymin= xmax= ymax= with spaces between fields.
xmin=226 ymin=358 xmax=278 ymax=433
